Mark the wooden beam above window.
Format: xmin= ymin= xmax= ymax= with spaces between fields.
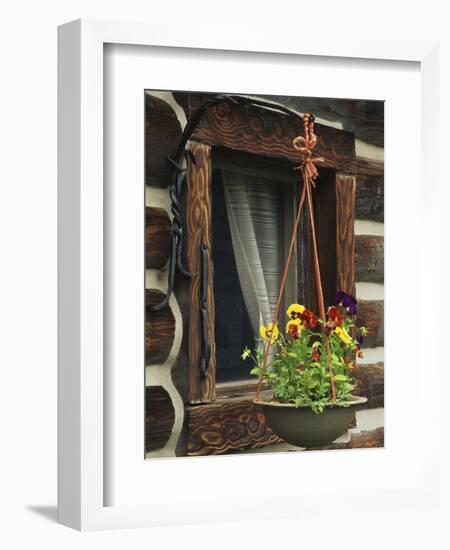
xmin=187 ymin=93 xmax=357 ymax=174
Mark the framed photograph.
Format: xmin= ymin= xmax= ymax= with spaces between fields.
xmin=58 ymin=18 xmax=439 ymax=530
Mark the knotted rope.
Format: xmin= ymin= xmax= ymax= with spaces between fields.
xmin=255 ymin=113 xmax=336 ymax=403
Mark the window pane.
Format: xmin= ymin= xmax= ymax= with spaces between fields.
xmin=212 ymin=162 xmax=291 ymax=382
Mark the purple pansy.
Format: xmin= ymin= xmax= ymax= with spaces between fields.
xmin=334 ymin=291 xmax=358 ymax=316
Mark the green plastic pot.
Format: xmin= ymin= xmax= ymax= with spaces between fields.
xmin=256 ymin=395 xmax=368 ymax=447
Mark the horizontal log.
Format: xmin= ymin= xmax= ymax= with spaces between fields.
xmin=187 ymin=392 xmax=281 ymax=456
xmin=146 ymin=290 xmax=175 ymax=365
xmin=145 ymin=385 xmax=175 ymax=452
xmin=350 ymin=426 xmax=384 ymax=448
xmin=215 ymin=381 xmax=258 ymax=399
xmin=356 ymin=153 xmax=384 ymax=223
xmin=145 ymin=93 xmax=182 ymax=188
xmin=264 ymin=97 xmax=384 ymax=149
xmin=146 ymin=207 xmax=172 ymax=269
xmin=306 ymin=426 xmax=384 ymax=451
xmin=356 ymin=173 xmax=384 ymax=222
xmin=356 ymin=156 xmax=384 ymax=177
xmin=355 ymin=235 xmax=384 ymax=283
xmin=357 ymin=300 xmax=384 ymax=348
xmin=355 ymin=363 xmax=384 ymax=408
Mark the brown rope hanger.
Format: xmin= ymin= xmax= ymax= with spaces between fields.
xmin=255 ymin=113 xmax=337 ymax=403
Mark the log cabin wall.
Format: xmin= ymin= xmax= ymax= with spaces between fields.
xmin=145 ymin=91 xmax=384 ymax=457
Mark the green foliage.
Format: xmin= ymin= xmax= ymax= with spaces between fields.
xmin=242 ymin=304 xmax=368 ymax=414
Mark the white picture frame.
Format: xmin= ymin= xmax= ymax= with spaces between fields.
xmin=58 ymin=18 xmax=440 ymax=531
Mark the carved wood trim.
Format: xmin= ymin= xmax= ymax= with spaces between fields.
xmin=187 ymin=392 xmax=281 ymax=456
xmin=186 ymin=141 xmax=216 ymax=403
xmin=336 ymin=173 xmax=356 ymax=296
xmin=188 ymin=94 xmax=356 ymax=174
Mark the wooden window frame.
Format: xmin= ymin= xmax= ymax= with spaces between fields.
xmin=185 ymin=94 xmax=356 ymax=408
xmin=180 ymin=94 xmax=356 ymax=456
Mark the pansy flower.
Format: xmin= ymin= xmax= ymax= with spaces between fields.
xmin=260 ymin=322 xmax=279 ymax=344
xmin=335 ymin=326 xmax=353 ymax=346
xmin=311 ymin=347 xmax=321 ymax=362
xmin=286 ymin=303 xmax=305 ymax=320
xmin=334 ymin=291 xmax=358 ymax=316
xmin=327 ymin=305 xmax=343 ymax=328
xmin=286 ymin=318 xmax=303 ymax=338
xmin=300 ymin=308 xmax=318 ymax=329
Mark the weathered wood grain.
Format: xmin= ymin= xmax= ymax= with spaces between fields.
xmin=188 ymin=94 xmax=357 ymax=174
xmin=357 ymin=300 xmax=384 ymax=348
xmin=350 ymin=427 xmax=384 ymax=448
xmin=355 ymin=156 xmax=384 ymax=222
xmin=311 ymin=168 xmax=337 ymax=310
xmin=215 ymin=380 xmax=258 ymax=399
xmin=145 ymin=93 xmax=182 ymax=188
xmin=187 ymin=394 xmax=281 ymax=456
xmin=335 ymin=173 xmax=356 ymax=297
xmin=356 ymin=173 xmax=384 ymax=222
xmin=306 ymin=426 xmax=384 ymax=451
xmin=145 ymin=207 xmax=172 ymax=269
xmin=356 ymin=362 xmax=384 ymax=408
xmin=186 ymin=142 xmax=216 ymax=403
xmin=171 ymin=274 xmax=191 ymax=456
xmin=355 ymin=235 xmax=384 ymax=283
xmin=145 ymin=385 xmax=175 ymax=452
xmin=356 ymin=156 xmax=384 ymax=177
xmin=145 ymin=289 xmax=176 ymax=365
xmin=266 ymin=96 xmax=384 ymax=149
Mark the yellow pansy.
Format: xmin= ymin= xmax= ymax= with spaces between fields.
xmin=335 ymin=326 xmax=353 ymax=345
xmin=286 ymin=303 xmax=305 ymax=319
xmin=260 ymin=322 xmax=279 ymax=344
xmin=286 ymin=318 xmax=303 ymax=338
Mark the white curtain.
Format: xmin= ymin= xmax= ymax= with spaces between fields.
xmin=221 ymin=169 xmax=282 ymax=337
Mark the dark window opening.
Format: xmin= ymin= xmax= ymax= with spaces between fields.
xmin=211 ymin=149 xmax=298 ymax=383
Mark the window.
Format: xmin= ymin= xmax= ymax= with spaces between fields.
xmin=145 ymin=91 xmax=357 ymax=455
xmin=212 ymin=150 xmax=297 ymax=382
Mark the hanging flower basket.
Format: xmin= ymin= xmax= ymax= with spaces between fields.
xmin=245 ymin=293 xmax=369 ymax=447
xmin=258 ymin=396 xmax=367 ymax=447
xmin=241 ymin=113 xmax=370 ymax=448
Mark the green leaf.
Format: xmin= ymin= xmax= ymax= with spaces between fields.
xmin=333 ymin=374 xmax=348 ymax=382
